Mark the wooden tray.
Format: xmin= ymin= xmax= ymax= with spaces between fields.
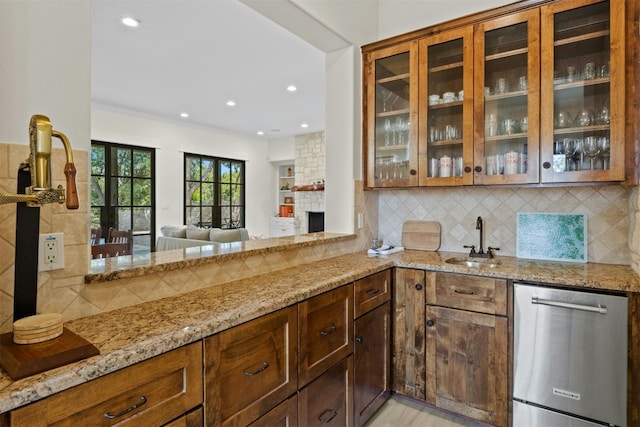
xmin=0 ymin=327 xmax=99 ymax=380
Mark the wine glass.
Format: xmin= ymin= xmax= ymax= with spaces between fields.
xmin=598 ymin=137 xmax=610 ymax=170
xmin=582 ymin=136 xmax=600 ymax=170
xmin=571 ymin=139 xmax=583 ymax=171
xmin=554 ymin=139 xmax=567 ymax=171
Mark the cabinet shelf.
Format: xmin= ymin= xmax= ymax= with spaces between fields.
xmin=376 ymin=144 xmax=410 ymax=151
xmin=429 ymin=61 xmax=463 ymax=73
xmin=485 ymin=46 xmax=528 ymax=62
xmin=554 ymin=29 xmax=609 ymax=47
xmin=376 ymin=108 xmax=410 ymax=117
xmin=485 ymin=133 xmax=528 ymax=142
xmin=428 ymin=100 xmax=463 ymax=109
xmin=553 ymin=76 xmax=609 ymax=90
xmin=429 ymin=139 xmax=463 ymax=147
xmin=376 ymin=73 xmax=410 ymax=85
xmin=485 ymin=90 xmax=527 ymax=101
xmin=553 ymin=124 xmax=609 ymax=135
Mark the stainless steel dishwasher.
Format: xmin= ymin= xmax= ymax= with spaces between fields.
xmin=513 ymin=283 xmax=627 ymax=427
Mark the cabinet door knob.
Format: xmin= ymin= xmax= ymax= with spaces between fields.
xmin=355 ymin=335 xmax=363 ymax=343
xmin=464 ymin=166 xmax=472 ymax=173
xmin=410 ymin=169 xmax=417 ymax=175
xmin=543 ymin=161 xmax=551 ymax=169
xmin=426 ymin=320 xmax=434 ymax=327
xmin=415 ymin=283 xmax=423 ymax=291
xmin=474 ymin=166 xmax=482 ymax=173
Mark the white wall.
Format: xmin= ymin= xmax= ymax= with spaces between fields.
xmin=0 ymin=0 xmax=90 ymax=150
xmin=377 ymin=0 xmax=516 ymax=39
xmin=91 ymin=107 xmax=274 ymax=237
xmin=267 ymin=137 xmax=295 ymax=162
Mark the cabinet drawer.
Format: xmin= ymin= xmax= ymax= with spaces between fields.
xmin=299 ymin=285 xmax=353 ymax=387
xmin=427 ymin=272 xmax=507 ymax=316
xmin=9 ymin=342 xmax=203 ymax=427
xmin=354 ymin=270 xmax=391 ymax=318
xmin=248 ymin=394 xmax=297 ymax=427
xmin=205 ymin=306 xmax=298 ymax=426
xmin=299 ymin=356 xmax=353 ymax=427
xmin=162 ymin=406 xmax=203 ymax=427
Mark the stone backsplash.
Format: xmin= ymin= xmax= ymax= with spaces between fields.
xmin=378 ymin=185 xmax=630 ymax=265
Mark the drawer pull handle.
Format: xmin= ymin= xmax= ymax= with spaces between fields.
xmin=104 ymin=395 xmax=147 ymax=419
xmin=320 ymin=323 xmax=337 ymax=336
xmin=318 ymin=408 xmax=338 ymax=423
xmin=244 ymin=361 xmax=270 ymax=376
xmin=454 ymin=289 xmax=474 ymax=295
xmin=366 ymin=288 xmax=381 ymax=296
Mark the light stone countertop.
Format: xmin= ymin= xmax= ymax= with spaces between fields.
xmin=1 ymin=249 xmax=639 ymax=414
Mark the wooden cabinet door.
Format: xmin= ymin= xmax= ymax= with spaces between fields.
xmin=418 ymin=26 xmax=475 ymax=186
xmin=354 ymin=302 xmax=391 ymax=427
xmin=426 ymin=306 xmax=508 ymax=427
xmin=392 ymin=268 xmax=426 ymax=401
xmin=299 ymin=285 xmax=353 ymax=387
xmin=473 ymin=8 xmax=541 ymax=185
xmin=299 ymin=356 xmax=354 ymax=427
xmin=540 ymin=0 xmax=625 ymax=183
xmin=363 ymin=41 xmax=419 ymax=188
xmin=204 ymin=306 xmax=298 ymax=427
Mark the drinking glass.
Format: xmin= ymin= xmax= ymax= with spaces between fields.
xmin=383 ymin=119 xmax=391 ymax=146
xmin=571 ymin=139 xmax=583 ymax=171
xmin=582 ymin=136 xmax=600 ymax=170
xmin=574 ymin=109 xmax=595 ymax=127
xmin=555 ymin=139 xmax=567 ymax=171
xmin=598 ymin=137 xmax=610 ymax=170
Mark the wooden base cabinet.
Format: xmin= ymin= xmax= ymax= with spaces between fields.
xmin=425 ymin=272 xmax=508 ymax=427
xmin=392 ymin=268 xmax=427 ymax=401
xmin=8 ymin=342 xmax=203 ymax=427
xmin=204 ymin=306 xmax=298 ymax=427
xmin=299 ymin=356 xmax=354 ymax=427
xmin=248 ymin=395 xmax=297 ymax=427
xmin=354 ymin=270 xmax=391 ymax=427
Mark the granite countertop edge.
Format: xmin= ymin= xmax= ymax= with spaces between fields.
xmin=1 ymin=249 xmax=639 ymax=414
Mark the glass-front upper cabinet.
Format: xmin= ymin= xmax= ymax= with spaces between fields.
xmin=419 ymin=27 xmax=474 ymax=186
xmin=540 ymin=0 xmax=624 ymax=183
xmin=474 ymin=10 xmax=540 ymax=185
xmin=364 ymin=41 xmax=419 ymax=188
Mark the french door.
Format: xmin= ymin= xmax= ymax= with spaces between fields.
xmin=91 ymin=141 xmax=155 ymax=253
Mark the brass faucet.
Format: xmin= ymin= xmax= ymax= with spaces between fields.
xmin=0 ymin=115 xmax=79 ymax=209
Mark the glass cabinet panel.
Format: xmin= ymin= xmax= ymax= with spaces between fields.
xmin=540 ymin=0 xmax=624 ymax=183
xmin=364 ymin=41 xmax=418 ymax=188
xmin=474 ymin=11 xmax=540 ymax=185
xmin=419 ymin=27 xmax=473 ymax=186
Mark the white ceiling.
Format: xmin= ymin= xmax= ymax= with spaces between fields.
xmin=91 ymin=0 xmax=326 ymax=139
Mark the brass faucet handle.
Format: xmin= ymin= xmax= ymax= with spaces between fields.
xmin=64 ymin=162 xmax=79 ymax=209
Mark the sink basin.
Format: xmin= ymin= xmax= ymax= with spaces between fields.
xmin=445 ymin=257 xmax=501 ymax=268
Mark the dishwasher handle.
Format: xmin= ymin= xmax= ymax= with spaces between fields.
xmin=531 ymin=296 xmax=607 ymax=314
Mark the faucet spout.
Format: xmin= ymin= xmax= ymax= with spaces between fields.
xmin=475 ymin=216 xmax=484 ymax=255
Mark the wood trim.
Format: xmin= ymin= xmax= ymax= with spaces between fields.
xmin=625 ymin=0 xmax=640 ymax=185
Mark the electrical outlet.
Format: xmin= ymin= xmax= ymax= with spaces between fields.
xmin=357 ymin=213 xmax=364 ymax=229
xmin=39 ymin=233 xmax=65 ymax=271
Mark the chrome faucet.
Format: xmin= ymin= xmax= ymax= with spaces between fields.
xmin=464 ymin=216 xmax=499 ymax=258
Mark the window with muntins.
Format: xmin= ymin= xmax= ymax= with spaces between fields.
xmin=184 ymin=153 xmax=245 ymax=229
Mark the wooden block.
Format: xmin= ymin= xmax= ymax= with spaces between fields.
xmin=0 ymin=327 xmax=99 ymax=380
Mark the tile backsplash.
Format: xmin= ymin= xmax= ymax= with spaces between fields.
xmin=378 ymin=185 xmax=629 ymax=265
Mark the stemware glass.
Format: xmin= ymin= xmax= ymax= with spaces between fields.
xmin=582 ymin=136 xmax=600 ymax=170
xmin=554 ymin=139 xmax=567 ymax=171
xmin=598 ymin=137 xmax=610 ymax=170
xmin=571 ymin=139 xmax=583 ymax=171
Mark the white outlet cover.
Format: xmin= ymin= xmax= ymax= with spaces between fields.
xmin=38 ymin=232 xmax=65 ymax=271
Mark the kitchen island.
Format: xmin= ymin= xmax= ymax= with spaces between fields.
xmin=1 ymin=249 xmax=639 ymax=424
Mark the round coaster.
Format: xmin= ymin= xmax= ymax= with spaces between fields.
xmin=13 ymin=313 xmax=62 ymax=331
xmin=13 ymin=313 xmax=64 ymax=344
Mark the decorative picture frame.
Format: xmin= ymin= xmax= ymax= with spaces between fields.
xmin=284 ymin=196 xmax=294 ymax=204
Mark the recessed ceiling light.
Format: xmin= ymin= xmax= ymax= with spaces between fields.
xmin=121 ymin=17 xmax=140 ymax=27
xmin=287 ymin=85 xmax=297 ymax=92
xmin=180 ymin=112 xmax=189 ymax=118
xmin=257 ymin=131 xmax=264 ymax=135
xmin=226 ymin=100 xmax=236 ymax=107
xmin=301 ymin=123 xmax=309 ymax=128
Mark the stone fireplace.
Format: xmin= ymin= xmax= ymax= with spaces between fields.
xmin=294 ymin=132 xmax=325 ymax=234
